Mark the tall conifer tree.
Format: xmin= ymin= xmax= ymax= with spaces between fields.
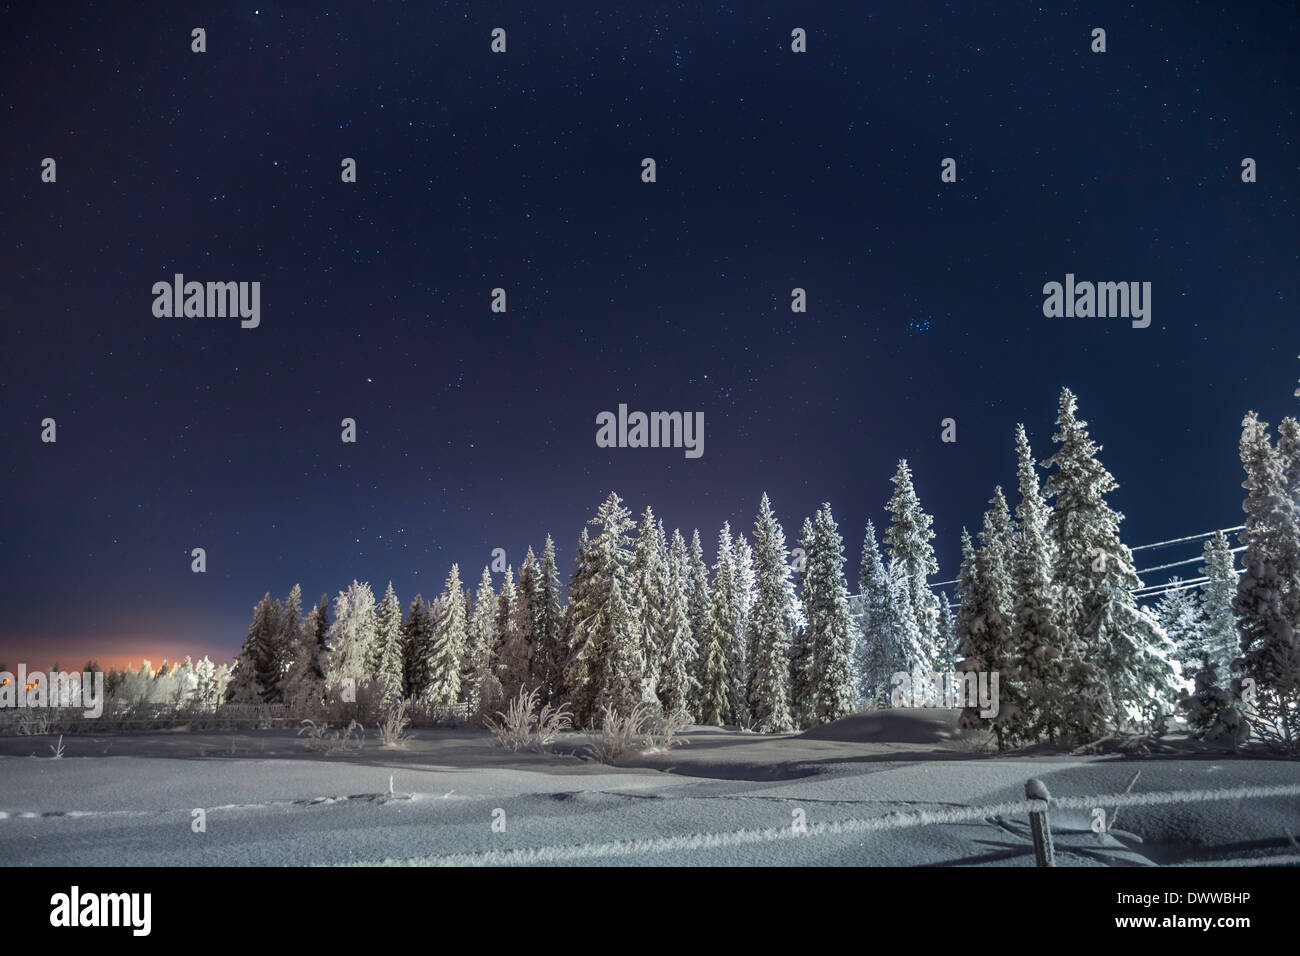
xmin=746 ymin=494 xmax=797 ymax=732
xmin=804 ymin=503 xmax=856 ymax=724
xmin=884 ymin=460 xmax=942 ymax=672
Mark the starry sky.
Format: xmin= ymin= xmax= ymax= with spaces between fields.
xmin=1 ymin=1 xmax=1296 ymax=669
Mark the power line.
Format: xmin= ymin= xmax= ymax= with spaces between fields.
xmin=928 ymin=568 xmax=1245 ymax=612
xmin=1134 ymin=546 xmax=1246 ymax=577
xmin=1132 ymin=576 xmax=1209 ymax=597
xmin=1129 ymin=526 xmax=1244 ymax=552
xmin=920 ymin=522 xmax=1242 ymax=590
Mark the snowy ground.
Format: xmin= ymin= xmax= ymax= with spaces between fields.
xmin=1 ymin=710 xmax=1297 ymax=866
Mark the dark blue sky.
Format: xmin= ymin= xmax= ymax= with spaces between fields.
xmin=2 ymin=1 xmax=1296 ymax=667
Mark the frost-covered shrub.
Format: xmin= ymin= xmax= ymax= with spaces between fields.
xmin=641 ymin=707 xmax=690 ymax=753
xmin=584 ymin=703 xmax=651 ymax=764
xmin=483 ymin=686 xmax=572 ymax=752
xmin=298 ymin=718 xmax=365 ymax=754
xmin=377 ymin=698 xmax=412 ymax=748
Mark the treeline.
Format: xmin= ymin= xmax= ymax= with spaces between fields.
xmin=227 ymin=385 xmax=1300 ymax=748
xmin=229 ymin=499 xmax=865 ymax=732
xmin=229 ymin=486 xmax=942 ymax=732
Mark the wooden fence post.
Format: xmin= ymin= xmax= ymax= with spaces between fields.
xmin=1025 ymin=777 xmax=1055 ymax=867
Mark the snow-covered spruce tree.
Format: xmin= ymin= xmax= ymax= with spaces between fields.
xmin=1008 ymin=426 xmax=1059 ymax=740
xmin=956 ymin=489 xmax=1029 ymax=747
xmin=303 ymin=593 xmax=330 ymax=693
xmin=600 ymin=574 xmax=644 ymax=717
xmin=788 ymin=627 xmax=814 ymax=728
xmin=534 ymin=535 xmax=567 ymax=703
xmin=213 ymin=662 xmax=233 ymax=704
xmin=1235 ymin=556 xmax=1299 ymax=746
xmin=883 ymin=557 xmax=927 ymax=711
xmin=1278 ymin=413 xmax=1300 ymax=646
xmin=856 ymin=521 xmax=906 ymax=707
xmin=194 ymin=656 xmax=227 ymax=712
xmin=182 ymin=657 xmax=204 ymax=704
xmin=228 ymin=592 xmax=282 ymax=704
xmin=1009 ymin=423 xmax=1108 ymax=744
xmin=150 ymin=661 xmax=173 ymax=705
xmin=270 ymin=583 xmax=304 ymax=702
xmin=503 ymin=550 xmax=539 ymax=702
xmin=324 ymin=581 xmax=377 ymax=698
xmin=401 ymin=595 xmax=435 ymax=700
xmin=697 ymin=524 xmax=739 ymax=726
xmin=1199 ymin=531 xmax=1240 ymax=677
xmin=1041 ymin=390 xmax=1108 ymax=643
xmin=982 ymin=486 xmax=1039 ymax=747
xmin=630 ymin=507 xmax=669 ymax=703
xmin=371 ymin=581 xmax=404 ymax=704
xmin=1012 ymin=424 xmax=1056 ymax=570
xmin=165 ymin=659 xmax=191 ymax=706
xmin=1153 ymin=580 xmax=1205 ymax=672
xmin=788 ymin=517 xmax=819 ymax=727
xmin=312 ymin=591 xmax=330 ymax=650
xmin=884 ymin=459 xmax=943 ymax=673
xmin=804 ymin=503 xmax=856 ymax=725
xmin=463 ymin=566 xmax=497 ymax=713
xmin=564 ymin=492 xmax=638 ymax=726
xmin=685 ymin=529 xmax=712 ymax=713
xmin=1280 ymin=414 xmax=1300 ymax=504
xmin=283 ymin=591 xmax=330 ymax=712
xmin=985 ymin=488 xmax=1018 ymax=615
xmin=1233 ymin=412 xmax=1300 ymax=746
xmin=426 ymin=564 xmax=468 ymax=714
xmin=952 ymin=527 xmax=978 ymax=633
xmin=1110 ymin=590 xmax=1184 ymax=736
xmin=659 ymin=529 xmax=700 ymax=720
xmin=745 ymin=493 xmax=797 ymax=732
xmin=1043 ymin=388 xmax=1178 ymax=733
xmin=936 ymin=595 xmax=957 ymax=668
xmin=560 ymin=528 xmax=595 ymax=715
xmin=1266 ymin=412 xmax=1300 ymax=612
xmin=493 ymin=566 xmax=521 ymax=697
xmin=731 ymin=533 xmax=757 ymax=723
xmin=191 ymin=657 xmax=213 ymax=709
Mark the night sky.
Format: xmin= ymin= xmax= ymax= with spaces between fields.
xmin=2 ymin=1 xmax=1296 ymax=669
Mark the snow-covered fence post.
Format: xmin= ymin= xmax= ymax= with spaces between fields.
xmin=1025 ymin=778 xmax=1055 ymax=866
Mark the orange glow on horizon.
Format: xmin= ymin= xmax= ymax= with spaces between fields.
xmin=0 ymin=637 xmax=237 ymax=673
